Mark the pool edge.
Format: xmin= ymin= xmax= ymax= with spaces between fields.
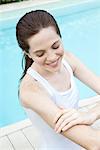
xmin=0 ymin=119 xmax=32 ymax=137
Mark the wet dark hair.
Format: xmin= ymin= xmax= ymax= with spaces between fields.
xmin=16 ymin=10 xmax=62 ymax=83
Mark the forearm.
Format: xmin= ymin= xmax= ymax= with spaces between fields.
xmin=43 ymin=106 xmax=100 ymax=150
xmin=25 ymin=91 xmax=100 ymax=150
xmin=62 ymin=125 xmax=100 ymax=150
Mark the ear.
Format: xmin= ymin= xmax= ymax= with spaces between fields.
xmin=24 ymin=51 xmax=32 ymax=59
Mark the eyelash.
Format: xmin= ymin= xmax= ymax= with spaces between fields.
xmin=36 ymin=44 xmax=60 ymax=57
xmin=53 ymin=45 xmax=59 ymax=49
xmin=36 ymin=52 xmax=44 ymax=57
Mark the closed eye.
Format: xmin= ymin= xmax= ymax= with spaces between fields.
xmin=52 ymin=41 xmax=60 ymax=49
xmin=36 ymin=51 xmax=45 ymax=57
xmin=52 ymin=45 xmax=60 ymax=49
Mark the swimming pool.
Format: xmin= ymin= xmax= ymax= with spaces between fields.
xmin=0 ymin=0 xmax=100 ymax=127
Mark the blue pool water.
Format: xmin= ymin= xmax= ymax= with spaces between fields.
xmin=0 ymin=1 xmax=100 ymax=127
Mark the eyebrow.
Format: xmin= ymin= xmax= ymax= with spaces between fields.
xmin=34 ymin=40 xmax=59 ymax=53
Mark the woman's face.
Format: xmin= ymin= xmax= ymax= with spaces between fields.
xmin=27 ymin=26 xmax=64 ymax=73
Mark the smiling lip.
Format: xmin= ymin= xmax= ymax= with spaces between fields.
xmin=46 ymin=57 xmax=60 ymax=67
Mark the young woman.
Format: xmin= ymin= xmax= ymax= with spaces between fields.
xmin=16 ymin=10 xmax=100 ymax=150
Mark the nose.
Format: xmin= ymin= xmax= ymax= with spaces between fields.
xmin=46 ymin=50 xmax=57 ymax=62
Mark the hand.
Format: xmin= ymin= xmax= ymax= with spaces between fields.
xmin=53 ymin=107 xmax=97 ymax=133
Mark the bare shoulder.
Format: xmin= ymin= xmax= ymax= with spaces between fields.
xmin=20 ymin=73 xmax=39 ymax=93
xmin=63 ymin=51 xmax=77 ymax=72
xmin=19 ymin=73 xmax=48 ymax=107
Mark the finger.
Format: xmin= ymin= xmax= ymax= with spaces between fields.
xmin=56 ymin=115 xmax=77 ymax=133
xmin=55 ymin=110 xmax=76 ymax=127
xmin=53 ymin=108 xmax=72 ymax=124
xmin=54 ymin=111 xmax=75 ymax=131
xmin=54 ymin=116 xmax=64 ymax=131
xmin=62 ymin=119 xmax=80 ymax=131
xmin=53 ymin=110 xmax=63 ymax=124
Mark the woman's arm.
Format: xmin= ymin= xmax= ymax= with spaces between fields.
xmin=20 ymin=79 xmax=100 ymax=150
xmin=64 ymin=51 xmax=100 ymax=94
xmin=62 ymin=125 xmax=100 ymax=150
xmin=54 ymin=96 xmax=100 ymax=133
xmin=64 ymin=52 xmax=100 ymax=121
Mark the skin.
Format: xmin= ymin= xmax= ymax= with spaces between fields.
xmin=20 ymin=26 xmax=100 ymax=150
xmin=54 ymin=52 xmax=100 ymax=133
xmin=26 ymin=27 xmax=64 ymax=75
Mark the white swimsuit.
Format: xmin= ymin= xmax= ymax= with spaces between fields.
xmin=24 ymin=59 xmax=82 ymax=149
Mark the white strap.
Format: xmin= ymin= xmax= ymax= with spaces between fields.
xmin=62 ymin=59 xmax=73 ymax=76
xmin=27 ymin=67 xmax=55 ymax=97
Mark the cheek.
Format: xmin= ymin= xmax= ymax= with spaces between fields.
xmin=35 ymin=57 xmax=46 ymax=65
xmin=57 ymin=45 xmax=64 ymax=56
